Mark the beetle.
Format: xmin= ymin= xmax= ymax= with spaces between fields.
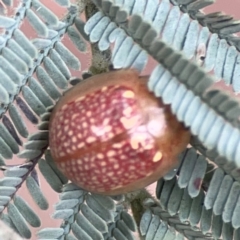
xmin=49 ymin=69 xmax=190 ymax=195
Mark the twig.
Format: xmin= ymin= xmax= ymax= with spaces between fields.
xmin=127 ymin=188 xmax=159 ymax=239
xmin=83 ymin=0 xmax=112 ymax=74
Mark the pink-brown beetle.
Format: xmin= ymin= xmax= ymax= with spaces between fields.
xmin=49 ymin=70 xmax=190 ymax=195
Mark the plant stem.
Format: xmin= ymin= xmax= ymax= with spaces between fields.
xmin=127 ymin=188 xmax=159 ymax=239
xmin=83 ymin=0 xmax=112 ymax=74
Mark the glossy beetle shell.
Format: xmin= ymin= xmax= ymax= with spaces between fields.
xmin=49 ymin=70 xmax=190 ymax=195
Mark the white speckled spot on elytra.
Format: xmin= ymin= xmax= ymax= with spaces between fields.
xmin=86 ymin=136 xmax=96 ymax=143
xmin=77 ymin=159 xmax=82 ymax=165
xmin=101 ymin=86 xmax=107 ymax=92
xmin=105 ymin=125 xmax=112 ymax=132
xmin=72 ymin=114 xmax=78 ymax=119
xmin=113 ymin=163 xmax=119 ymax=169
xmin=103 ymin=118 xmax=110 ymax=125
xmin=72 ymin=146 xmax=76 ymax=151
xmin=84 ymin=165 xmax=90 ymax=170
xmin=120 ymin=155 xmax=127 ymax=160
xmin=107 ymin=172 xmax=114 ymax=177
xmin=97 ymin=153 xmax=104 ymax=159
xmin=153 ymin=151 xmax=162 ymax=162
xmin=107 ymin=150 xmax=115 ymax=157
xmin=68 ymin=130 xmax=73 ymax=136
xmin=130 ymin=138 xmax=139 ymax=150
xmin=107 ymin=132 xmax=114 ymax=139
xmin=116 ymin=170 xmax=123 ymax=175
xmin=61 ymin=104 xmax=68 ymax=110
xmin=123 ymin=107 xmax=132 ymax=117
xmin=129 ymin=166 xmax=136 ymax=170
xmin=72 ymin=137 xmax=77 ymax=143
xmin=123 ymin=90 xmax=135 ymax=98
xmin=86 ymin=111 xmax=91 ymax=117
xmin=120 ymin=115 xmax=139 ymax=129
xmin=77 ymin=142 xmax=84 ymax=148
xmin=83 ymin=157 xmax=89 ymax=162
xmin=100 ymin=161 xmax=107 ymax=166
xmin=108 ymin=158 xmax=116 ymax=163
xmin=57 ymin=131 xmax=62 ymax=137
xmin=91 ymin=125 xmax=107 ymax=136
xmin=113 ymin=143 xmax=124 ymax=148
